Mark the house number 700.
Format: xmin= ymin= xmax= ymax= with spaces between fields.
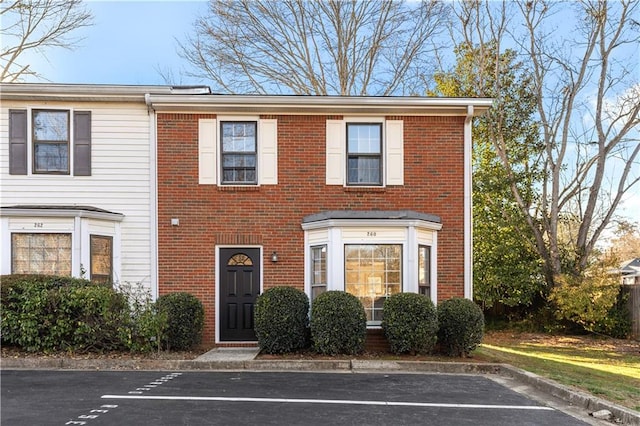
xmin=367 ymin=231 xmax=376 ymax=237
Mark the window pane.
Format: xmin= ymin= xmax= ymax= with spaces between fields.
xmin=11 ymin=233 xmax=72 ymax=276
xmin=33 ymin=111 xmax=68 ymax=141
xmin=91 ymin=235 xmax=113 ymax=284
xmin=223 ymin=154 xmax=256 ymax=167
xmin=419 ymin=245 xmax=431 ymax=298
xmin=348 ymin=157 xmax=380 ymax=184
xmin=344 ymin=244 xmax=402 ymax=323
xmin=347 ymin=124 xmax=381 ymax=153
xmin=34 ymin=143 xmax=69 ymax=172
xmin=33 ymin=111 xmax=70 ymax=173
xmin=222 ymin=122 xmax=256 ymax=152
xmin=221 ymin=122 xmax=257 ymax=183
xmin=311 ymin=245 xmax=327 ymax=301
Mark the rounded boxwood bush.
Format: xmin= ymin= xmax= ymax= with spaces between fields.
xmin=382 ymin=293 xmax=438 ymax=355
xmin=437 ymin=297 xmax=484 ymax=357
xmin=310 ymin=291 xmax=366 ymax=355
xmin=254 ymin=286 xmax=310 ymax=354
xmin=156 ymin=292 xmax=204 ymax=351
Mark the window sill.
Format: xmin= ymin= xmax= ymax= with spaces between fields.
xmin=218 ymin=185 xmax=261 ymax=192
xmin=344 ymin=186 xmax=386 ymax=193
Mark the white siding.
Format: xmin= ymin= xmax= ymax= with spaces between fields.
xmin=0 ymin=100 xmax=154 ymax=290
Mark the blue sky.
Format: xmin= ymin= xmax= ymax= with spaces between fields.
xmin=23 ymin=0 xmax=208 ymax=85
xmin=18 ymin=0 xmax=640 ymax=224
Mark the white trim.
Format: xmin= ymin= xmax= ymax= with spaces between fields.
xmin=149 ymin=107 xmax=159 ymax=299
xmin=464 ymin=105 xmax=473 ymax=300
xmin=302 ymin=218 xmax=442 ymax=231
xmin=198 ymin=119 xmax=217 ymax=185
xmin=215 ymin=245 xmax=263 ymax=344
xmin=0 ymin=208 xmax=124 ymax=222
xmin=302 ymin=220 xmax=439 ymax=326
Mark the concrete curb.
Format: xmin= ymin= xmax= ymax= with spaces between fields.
xmin=2 ymin=358 xmax=638 ymax=425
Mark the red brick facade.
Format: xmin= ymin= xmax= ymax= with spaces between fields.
xmin=157 ymin=112 xmax=467 ymax=345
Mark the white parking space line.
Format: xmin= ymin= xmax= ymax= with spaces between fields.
xmin=101 ymin=395 xmax=555 ymax=411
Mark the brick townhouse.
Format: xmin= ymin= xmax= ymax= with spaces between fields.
xmin=148 ymin=94 xmax=491 ymax=345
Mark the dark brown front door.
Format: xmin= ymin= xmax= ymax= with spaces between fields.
xmin=219 ymin=248 xmax=260 ymax=341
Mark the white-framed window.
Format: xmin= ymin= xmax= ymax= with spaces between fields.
xmin=9 ymin=109 xmax=92 ymax=176
xmin=11 ymin=233 xmax=72 ymax=275
xmin=32 ymin=110 xmax=70 ymax=174
xmin=418 ymin=245 xmax=431 ymax=299
xmin=302 ymin=211 xmax=441 ymax=326
xmin=90 ymin=235 xmax=113 ymax=284
xmin=326 ymin=118 xmax=403 ymax=186
xmin=345 ymin=244 xmax=402 ymax=322
xmin=1 ymin=207 xmax=122 ymax=282
xmin=347 ymin=123 xmax=383 ymax=185
xmin=198 ymin=117 xmax=278 ymax=186
xmin=310 ymin=245 xmax=327 ymax=301
xmin=220 ymin=121 xmax=257 ymax=184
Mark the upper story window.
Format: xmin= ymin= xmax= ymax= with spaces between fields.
xmin=325 ymin=118 xmax=403 ymax=187
xmin=33 ymin=110 xmax=70 ymax=174
xmin=221 ymin=121 xmax=257 ymax=184
xmin=347 ymin=123 xmax=382 ymax=185
xmin=9 ymin=109 xmax=92 ymax=176
xmin=198 ymin=117 xmax=277 ymax=186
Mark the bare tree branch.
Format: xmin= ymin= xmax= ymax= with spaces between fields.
xmin=1 ymin=0 xmax=93 ymax=82
xmin=178 ymin=0 xmax=448 ymax=95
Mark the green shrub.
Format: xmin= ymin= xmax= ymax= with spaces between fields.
xmin=437 ymin=297 xmax=484 ymax=357
xmin=382 ymin=293 xmax=438 ymax=355
xmin=255 ymin=286 xmax=310 ymax=354
xmin=550 ymin=268 xmax=629 ymax=338
xmin=116 ymin=281 xmax=167 ymax=353
xmin=310 ymin=291 xmax=366 ymax=355
xmin=0 ymin=274 xmax=128 ymax=352
xmin=156 ymin=292 xmax=204 ymax=350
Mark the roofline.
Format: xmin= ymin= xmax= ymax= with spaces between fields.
xmin=0 ymin=83 xmax=492 ymax=115
xmin=1 ymin=206 xmax=124 ymax=222
xmin=0 ymin=83 xmax=209 ymax=103
xmin=146 ymin=94 xmax=493 ymax=116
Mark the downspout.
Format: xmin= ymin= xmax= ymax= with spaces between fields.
xmin=145 ymin=93 xmax=159 ymax=300
xmin=464 ymin=105 xmax=474 ymax=300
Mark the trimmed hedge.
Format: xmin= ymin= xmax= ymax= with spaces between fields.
xmin=437 ymin=297 xmax=484 ymax=357
xmin=1 ymin=274 xmax=128 ymax=352
xmin=382 ymin=293 xmax=438 ymax=355
xmin=254 ymin=286 xmax=310 ymax=354
xmin=310 ymin=291 xmax=366 ymax=355
xmin=156 ymin=292 xmax=204 ymax=350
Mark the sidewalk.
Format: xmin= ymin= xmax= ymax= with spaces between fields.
xmin=1 ymin=350 xmax=639 ymax=425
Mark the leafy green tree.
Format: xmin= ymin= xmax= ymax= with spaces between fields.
xmin=431 ymin=42 xmax=546 ymax=313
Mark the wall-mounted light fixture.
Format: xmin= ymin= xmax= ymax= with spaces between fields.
xmin=171 ymin=218 xmax=180 ymax=226
xmin=271 ymin=251 xmax=279 ymax=262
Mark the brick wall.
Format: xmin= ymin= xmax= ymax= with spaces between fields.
xmin=157 ymin=113 xmax=466 ymax=344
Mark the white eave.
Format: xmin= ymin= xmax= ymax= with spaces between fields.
xmin=0 ymin=82 xmax=492 ymax=115
xmin=0 ymin=83 xmax=209 ymax=103
xmin=146 ymin=94 xmax=493 ymax=116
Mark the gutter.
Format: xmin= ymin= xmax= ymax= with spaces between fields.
xmin=464 ymin=105 xmax=474 ymax=300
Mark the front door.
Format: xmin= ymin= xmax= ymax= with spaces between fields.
xmin=219 ymin=248 xmax=260 ymax=341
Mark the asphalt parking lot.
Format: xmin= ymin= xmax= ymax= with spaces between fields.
xmin=1 ymin=370 xmax=594 ymax=425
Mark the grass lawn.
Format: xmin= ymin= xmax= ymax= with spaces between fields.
xmin=474 ymin=331 xmax=640 ymax=412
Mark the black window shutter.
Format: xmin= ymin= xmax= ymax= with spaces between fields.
xmin=74 ymin=111 xmax=91 ymax=176
xmin=9 ymin=109 xmax=28 ymax=175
